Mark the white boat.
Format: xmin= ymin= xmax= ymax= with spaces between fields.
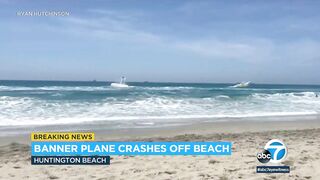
xmin=111 ymin=77 xmax=129 ymax=88
xmin=233 ymin=81 xmax=251 ymax=88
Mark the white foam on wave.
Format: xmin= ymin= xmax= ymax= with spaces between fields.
xmin=0 ymin=91 xmax=319 ymax=126
xmin=215 ymin=95 xmax=231 ymax=99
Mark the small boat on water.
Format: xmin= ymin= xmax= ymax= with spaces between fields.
xmin=111 ymin=76 xmax=129 ymax=88
xmin=233 ymin=81 xmax=251 ymax=88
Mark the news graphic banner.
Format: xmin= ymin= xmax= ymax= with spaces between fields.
xmin=32 ymin=142 xmax=232 ymax=156
xmin=31 ymin=132 xmax=109 ymax=165
xmin=31 ymin=132 xmax=95 ymax=141
xmin=30 ymin=132 xmax=232 ymax=165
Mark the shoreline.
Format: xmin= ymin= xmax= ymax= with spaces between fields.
xmin=0 ymin=116 xmax=319 ymax=144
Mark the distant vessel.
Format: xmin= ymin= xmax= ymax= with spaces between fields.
xmin=111 ymin=76 xmax=129 ymax=88
xmin=233 ymin=81 xmax=251 ymax=88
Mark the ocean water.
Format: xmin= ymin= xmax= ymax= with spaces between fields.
xmin=0 ymin=80 xmax=320 ymax=127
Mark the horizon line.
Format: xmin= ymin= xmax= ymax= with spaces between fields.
xmin=0 ymin=79 xmax=320 ymax=86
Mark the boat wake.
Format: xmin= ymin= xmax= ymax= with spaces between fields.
xmin=110 ymin=76 xmax=133 ymax=88
xmin=232 ymin=81 xmax=251 ymax=88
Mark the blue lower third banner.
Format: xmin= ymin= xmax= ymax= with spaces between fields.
xmin=31 ymin=142 xmax=232 ymax=156
xmin=31 ymin=156 xmax=110 ymax=165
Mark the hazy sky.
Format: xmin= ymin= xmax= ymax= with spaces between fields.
xmin=1 ymin=0 xmax=320 ymax=84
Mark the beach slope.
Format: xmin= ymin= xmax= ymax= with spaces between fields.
xmin=0 ymin=120 xmax=319 ymax=180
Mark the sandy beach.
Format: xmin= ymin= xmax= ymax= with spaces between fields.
xmin=0 ymin=118 xmax=319 ymax=180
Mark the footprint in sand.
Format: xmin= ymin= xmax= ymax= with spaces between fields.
xmin=282 ymin=159 xmax=294 ymax=166
xmin=48 ymin=175 xmax=59 ymax=179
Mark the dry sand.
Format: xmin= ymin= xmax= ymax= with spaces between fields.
xmin=0 ymin=119 xmax=319 ymax=180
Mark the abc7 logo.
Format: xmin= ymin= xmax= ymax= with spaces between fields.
xmin=257 ymin=139 xmax=287 ymax=163
xmin=257 ymin=149 xmax=271 ymax=163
